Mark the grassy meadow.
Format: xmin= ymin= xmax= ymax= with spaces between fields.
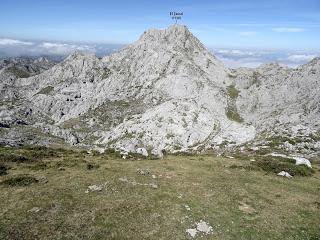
xmin=0 ymin=145 xmax=319 ymax=240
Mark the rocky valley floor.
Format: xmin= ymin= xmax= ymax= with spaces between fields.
xmin=0 ymin=145 xmax=319 ymax=240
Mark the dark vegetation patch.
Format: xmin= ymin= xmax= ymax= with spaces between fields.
xmin=225 ymin=85 xmax=243 ymax=123
xmin=171 ymin=151 xmax=197 ymax=156
xmin=229 ymin=164 xmax=261 ymax=171
xmin=0 ymin=152 xmax=30 ymax=163
xmin=101 ymin=67 xmax=111 ymax=79
xmin=0 ymin=122 xmax=10 ymax=128
xmin=265 ymin=134 xmax=320 ymax=148
xmin=225 ymin=106 xmax=244 ymax=123
xmin=0 ymin=145 xmax=79 ymax=173
xmin=252 ymin=156 xmax=314 ymax=176
xmin=227 ymin=152 xmax=314 ymax=177
xmin=86 ymin=163 xmax=100 ymax=170
xmin=1 ymin=175 xmax=38 ymax=186
xmin=11 ymin=145 xmax=73 ymax=160
xmin=227 ymin=85 xmax=240 ymax=99
xmin=0 ymin=163 xmax=9 ymax=175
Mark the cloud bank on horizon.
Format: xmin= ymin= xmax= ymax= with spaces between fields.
xmin=0 ymin=38 xmax=122 ymax=58
xmin=0 ymin=37 xmax=318 ymax=68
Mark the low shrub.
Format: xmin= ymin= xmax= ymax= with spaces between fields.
xmin=1 ymin=175 xmax=38 ymax=186
xmin=0 ymin=163 xmax=9 ymax=175
xmin=253 ymin=156 xmax=314 ymax=176
xmin=86 ymin=163 xmax=100 ymax=170
xmin=0 ymin=153 xmax=29 ymax=163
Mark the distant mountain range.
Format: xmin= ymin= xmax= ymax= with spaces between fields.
xmin=0 ymin=25 xmax=319 ymax=157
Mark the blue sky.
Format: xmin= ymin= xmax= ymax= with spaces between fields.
xmin=1 ymin=0 xmax=319 ymax=49
xmin=0 ymin=0 xmax=319 ymax=67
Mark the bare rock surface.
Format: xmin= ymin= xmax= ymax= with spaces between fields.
xmin=0 ymin=25 xmax=319 ymax=156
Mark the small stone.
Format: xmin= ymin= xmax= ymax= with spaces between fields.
xmin=137 ymin=169 xmax=150 ymax=176
xmin=119 ymin=177 xmax=129 ymax=182
xmin=186 ymin=228 xmax=197 ymax=238
xmin=86 ymin=182 xmax=107 ymax=193
xmin=136 ymin=147 xmax=148 ymax=157
xmin=277 ymin=171 xmax=292 ymax=178
xmin=28 ymin=207 xmax=41 ymax=213
xmin=150 ymin=183 xmax=158 ymax=189
xmin=88 ymin=185 xmax=103 ymax=191
xmin=196 ymin=220 xmax=213 ymax=234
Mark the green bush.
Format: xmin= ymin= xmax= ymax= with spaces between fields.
xmin=86 ymin=163 xmax=100 ymax=170
xmin=0 ymin=153 xmax=29 ymax=163
xmin=253 ymin=156 xmax=314 ymax=176
xmin=0 ymin=163 xmax=9 ymax=175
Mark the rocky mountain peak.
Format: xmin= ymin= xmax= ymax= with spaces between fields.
xmin=65 ymin=51 xmax=96 ymax=62
xmin=33 ymin=57 xmax=50 ymax=64
xmin=140 ymin=24 xmax=190 ymax=40
xmin=134 ymin=24 xmax=207 ymax=55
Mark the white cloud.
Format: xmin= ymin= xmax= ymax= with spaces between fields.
xmin=39 ymin=42 xmax=95 ymax=55
xmin=217 ymin=56 xmax=264 ymax=68
xmin=0 ymin=38 xmax=33 ymax=46
xmin=0 ymin=38 xmax=122 ymax=57
xmin=272 ymin=27 xmax=304 ymax=33
xmin=213 ymin=48 xmax=319 ymax=68
xmin=239 ymin=31 xmax=257 ymax=36
xmin=286 ymin=54 xmax=316 ymax=62
xmin=213 ymin=49 xmax=259 ymax=57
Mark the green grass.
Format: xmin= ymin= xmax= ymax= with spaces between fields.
xmin=0 ymin=145 xmax=319 ymax=239
xmin=225 ymin=85 xmax=244 ymax=123
xmin=226 ymin=105 xmax=244 ymax=123
xmin=227 ymin=85 xmax=240 ymax=99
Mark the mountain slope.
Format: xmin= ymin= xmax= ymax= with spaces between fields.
xmin=231 ymin=59 xmax=320 ymax=152
xmin=0 ymin=25 xmax=319 ymax=156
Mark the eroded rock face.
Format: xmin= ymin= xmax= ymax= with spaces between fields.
xmin=0 ymin=25 xmax=319 ymax=156
xmin=231 ymin=59 xmax=320 ymax=153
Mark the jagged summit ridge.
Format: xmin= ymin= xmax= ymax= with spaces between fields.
xmin=138 ymin=24 xmax=204 ymax=50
